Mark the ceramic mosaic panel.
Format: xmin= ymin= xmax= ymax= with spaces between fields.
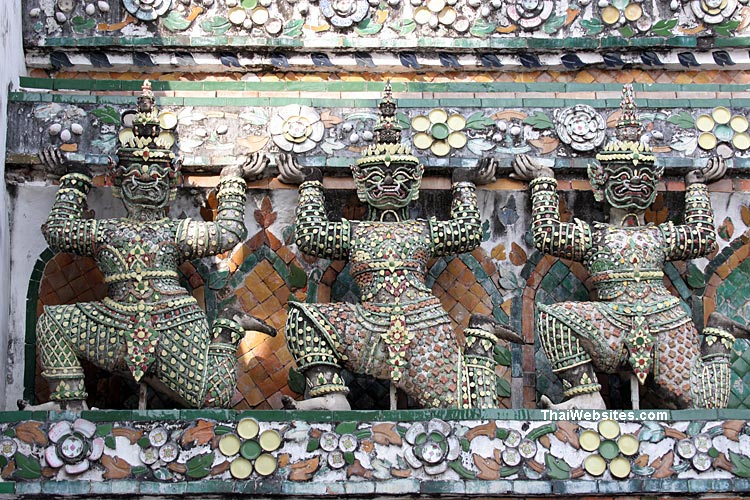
xmin=0 ymin=409 xmax=750 ymax=497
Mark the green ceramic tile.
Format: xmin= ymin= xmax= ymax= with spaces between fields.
xmin=670 ymin=409 xmax=717 ymax=420
xmin=9 ymin=92 xmax=41 ymax=102
xmin=181 ymin=409 xmax=232 ymax=421
xmin=715 ymin=36 xmax=750 ymax=47
xmin=41 ymin=481 xmax=90 ymax=495
xmin=286 ymin=81 xmax=327 ymax=91
xmin=140 ymin=481 xmax=186 ymax=494
xmin=528 ymin=38 xmax=564 ymax=49
xmin=438 ymin=98 xmax=480 ymax=107
xmin=480 ymin=98 xmax=524 ymax=107
xmin=131 ymin=409 xmax=182 ymax=421
xmin=563 ymin=37 xmax=599 ymax=49
xmin=522 ymin=98 xmax=563 ymax=107
xmin=182 ymin=97 xmax=228 ymax=107
xmin=19 ymin=77 xmax=54 ymax=89
xmin=513 ymin=480 xmax=552 ymax=494
xmin=186 ymin=481 xmax=234 ymax=493
xmin=97 ymin=95 xmax=137 ymax=105
xmin=203 ymin=81 xmax=245 ymax=91
xmin=465 ymin=480 xmax=513 ymax=494
xmin=344 ymin=481 xmax=375 ymax=494
xmin=688 ymin=479 xmax=732 ymax=493
xmin=600 ymin=37 xmax=629 ymax=48
xmin=552 ymin=480 xmax=598 ymax=494
xmin=281 ymin=481 xmax=328 ymax=495
xmin=375 ymin=479 xmax=420 ymax=494
xmin=631 ymin=37 xmax=667 ymax=47
xmin=14 ymin=483 xmax=39 ymax=495
xmin=0 ymin=483 xmax=14 ymax=494
xmin=80 ymin=410 xmax=133 ymax=422
xmin=566 ymin=83 xmax=604 ymax=92
xmin=51 ymin=94 xmax=96 ymax=104
xmin=267 ymin=97 xmax=311 ymax=106
xmin=0 ymin=411 xmax=34 ymax=423
xmin=421 ymin=480 xmax=466 ymax=494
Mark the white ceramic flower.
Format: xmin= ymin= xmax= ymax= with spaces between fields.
xmin=507 ymin=0 xmax=555 ymax=29
xmin=122 ymin=0 xmax=172 ymax=21
xmin=555 ymin=104 xmax=606 ymax=152
xmin=691 ymin=0 xmax=740 ymax=24
xmin=270 ymin=105 xmax=325 ymax=153
xmin=45 ymin=419 xmax=105 ymax=475
xmin=320 ymin=0 xmax=370 ymax=26
xmin=402 ymin=419 xmax=460 ymax=475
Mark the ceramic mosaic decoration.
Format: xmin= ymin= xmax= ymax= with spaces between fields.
xmin=283 ymin=84 xmax=522 ymax=410
xmin=34 ymin=81 xmax=274 ymax=411
xmin=512 ymin=85 xmax=750 ymax=409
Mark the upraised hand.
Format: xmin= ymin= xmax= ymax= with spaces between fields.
xmin=277 ymin=153 xmax=322 ymax=184
xmin=220 ymin=152 xmax=269 ymax=180
xmin=452 ymin=157 xmax=497 ymax=185
xmin=685 ymin=156 xmax=726 ymax=186
xmin=39 ymin=146 xmax=90 ymax=178
xmin=510 ymin=154 xmax=554 ymax=182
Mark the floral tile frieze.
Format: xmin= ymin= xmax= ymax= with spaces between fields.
xmin=22 ymin=0 xmax=750 ymax=48
xmin=9 ymin=99 xmax=750 ymax=173
xmin=2 ymin=409 xmax=750 ymax=494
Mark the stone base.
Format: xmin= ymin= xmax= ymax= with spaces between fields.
xmin=0 ymin=409 xmax=749 ymax=497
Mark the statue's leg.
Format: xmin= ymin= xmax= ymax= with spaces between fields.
xmin=461 ymin=314 xmax=523 ymax=408
xmin=36 ymin=309 xmax=88 ymax=409
xmin=285 ymin=306 xmax=350 ymax=410
xmin=537 ymin=307 xmax=606 ymax=409
xmin=689 ymin=312 xmax=748 ymax=408
xmin=202 ymin=316 xmax=262 ymax=408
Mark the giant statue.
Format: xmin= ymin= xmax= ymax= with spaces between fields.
xmin=35 ymin=81 xmax=273 ymax=411
xmin=281 ymin=84 xmax=522 ymax=411
xmin=510 ymin=85 xmax=749 ymax=409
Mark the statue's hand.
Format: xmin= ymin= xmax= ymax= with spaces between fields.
xmin=277 ymin=153 xmax=322 ymax=184
xmin=510 ymin=154 xmax=554 ymax=181
xmin=685 ymin=156 xmax=726 ymax=185
xmin=221 ymin=152 xmax=269 ymax=181
xmin=452 ymin=158 xmax=496 ymax=185
xmin=39 ymin=146 xmax=90 ymax=178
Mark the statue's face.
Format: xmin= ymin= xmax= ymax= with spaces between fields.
xmin=117 ymin=162 xmax=174 ymax=209
xmin=352 ymin=162 xmax=423 ymax=210
xmin=603 ymin=163 xmax=658 ymax=211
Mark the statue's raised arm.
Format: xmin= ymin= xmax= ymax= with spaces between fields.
xmin=659 ymin=157 xmax=725 ymax=262
xmin=511 ymin=154 xmax=591 ymax=261
xmin=40 ymin=147 xmax=100 ymax=257
xmin=279 ymin=154 xmax=351 ymax=261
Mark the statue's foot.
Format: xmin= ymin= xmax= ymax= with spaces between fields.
xmin=539 ymin=393 xmax=606 ymax=410
xmin=17 ymin=399 xmax=66 ymax=412
xmin=282 ymin=393 xmax=351 ymax=411
xmin=20 ymin=400 xmax=90 ymax=412
xmin=707 ymin=312 xmax=750 ymax=339
xmin=468 ymin=313 xmax=525 ymax=344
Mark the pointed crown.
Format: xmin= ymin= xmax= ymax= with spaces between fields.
xmin=116 ymin=80 xmax=178 ymax=168
xmin=355 ymin=82 xmax=421 ymax=169
xmin=595 ymin=84 xmax=657 ymax=168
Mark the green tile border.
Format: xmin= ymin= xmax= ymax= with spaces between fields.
xmin=10 ymin=407 xmax=750 ymax=421
xmin=19 ymin=77 xmax=750 ymax=96
xmin=35 ymin=34 xmax=750 ymax=51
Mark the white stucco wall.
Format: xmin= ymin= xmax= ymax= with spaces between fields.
xmin=1 ymin=0 xmax=26 ymax=409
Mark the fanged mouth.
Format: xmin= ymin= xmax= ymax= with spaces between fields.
xmin=612 ymin=185 xmax=652 ymax=198
xmin=370 ymin=185 xmax=406 ymax=200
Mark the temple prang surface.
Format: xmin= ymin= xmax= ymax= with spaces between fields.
xmin=6 ymin=0 xmax=750 ymax=495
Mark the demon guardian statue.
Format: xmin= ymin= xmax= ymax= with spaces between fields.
xmin=510 ymin=85 xmax=749 ymax=410
xmin=282 ymin=84 xmax=523 ymax=411
xmin=35 ymin=81 xmax=273 ymax=411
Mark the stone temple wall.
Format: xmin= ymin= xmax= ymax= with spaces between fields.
xmin=5 ymin=0 xmax=750 ymax=496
